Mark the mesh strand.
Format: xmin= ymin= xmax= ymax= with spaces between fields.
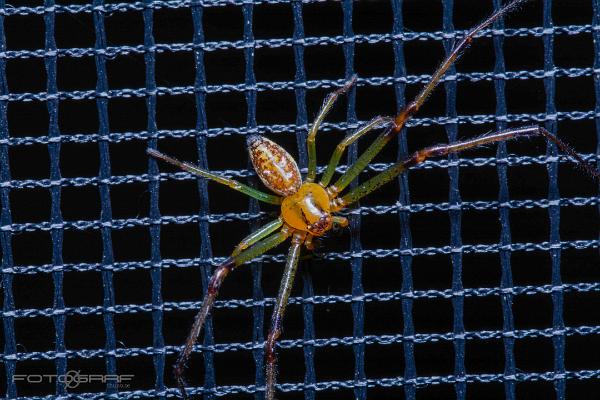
xmin=2 ymin=0 xmax=600 ymax=399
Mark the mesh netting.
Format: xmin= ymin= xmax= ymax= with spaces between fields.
xmin=2 ymin=0 xmax=600 ymax=399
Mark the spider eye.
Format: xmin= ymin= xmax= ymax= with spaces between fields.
xmin=307 ymin=214 xmax=333 ymax=236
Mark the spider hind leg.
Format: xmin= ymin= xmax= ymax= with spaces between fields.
xmin=265 ymin=231 xmax=305 ymax=400
xmin=173 ymin=228 xmax=290 ymax=399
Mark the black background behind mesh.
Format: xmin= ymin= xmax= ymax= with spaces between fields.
xmin=2 ymin=0 xmax=600 ymax=399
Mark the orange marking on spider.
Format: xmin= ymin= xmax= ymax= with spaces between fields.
xmin=146 ymin=1 xmax=600 ymax=398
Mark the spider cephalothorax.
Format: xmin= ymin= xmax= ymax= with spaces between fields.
xmin=280 ymin=182 xmax=334 ymax=236
xmin=146 ymin=1 xmax=600 ymax=399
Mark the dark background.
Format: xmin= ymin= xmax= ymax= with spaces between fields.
xmin=3 ymin=0 xmax=600 ymax=399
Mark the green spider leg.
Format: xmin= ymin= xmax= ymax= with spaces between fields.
xmin=231 ymin=217 xmax=284 ymax=257
xmin=306 ymin=76 xmax=357 ymax=182
xmin=173 ymin=227 xmax=290 ymax=399
xmin=264 ymin=231 xmax=304 ymax=400
xmin=333 ymin=126 xmax=600 ymax=211
xmin=319 ymin=116 xmax=393 ymax=187
xmin=147 ymin=148 xmax=282 ymax=205
xmin=328 ymin=0 xmax=528 ymax=196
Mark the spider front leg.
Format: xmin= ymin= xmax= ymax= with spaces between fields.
xmin=392 ymin=0 xmax=529 ymax=129
xmin=174 ymin=226 xmax=290 ymax=399
xmin=327 ymin=0 xmax=528 ymax=196
xmin=265 ymin=231 xmax=305 ymax=400
xmin=332 ymin=126 xmax=600 ymax=211
xmin=306 ymin=76 xmax=357 ymax=182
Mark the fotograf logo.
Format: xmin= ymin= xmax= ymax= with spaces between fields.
xmin=13 ymin=371 xmax=134 ymax=389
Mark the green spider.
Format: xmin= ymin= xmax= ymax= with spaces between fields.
xmin=147 ymin=0 xmax=598 ymax=398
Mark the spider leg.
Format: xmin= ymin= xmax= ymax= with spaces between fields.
xmin=147 ymin=148 xmax=282 ymax=205
xmin=174 ymin=228 xmax=291 ymax=399
xmin=265 ymin=232 xmax=305 ymax=400
xmin=328 ymin=0 xmax=528 ymax=196
xmin=319 ymin=116 xmax=393 ymax=187
xmin=306 ymin=76 xmax=357 ymax=182
xmin=393 ymin=0 xmax=529 ymax=128
xmin=332 ymin=125 xmax=600 ymax=211
xmin=232 ymin=217 xmax=284 ymax=257
xmin=327 ymin=124 xmax=394 ymax=196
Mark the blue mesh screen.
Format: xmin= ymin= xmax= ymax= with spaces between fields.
xmin=2 ymin=0 xmax=600 ymax=399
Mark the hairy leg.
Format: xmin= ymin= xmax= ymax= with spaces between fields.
xmin=306 ymin=76 xmax=357 ymax=182
xmin=332 ymin=126 xmax=599 ymax=211
xmin=147 ymin=148 xmax=282 ymax=205
xmin=265 ymin=232 xmax=305 ymax=400
xmin=174 ymin=228 xmax=291 ymax=399
xmin=393 ymin=0 xmax=530 ymax=128
xmin=328 ymin=0 xmax=529 ymax=196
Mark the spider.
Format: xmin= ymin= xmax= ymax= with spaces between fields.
xmin=147 ymin=0 xmax=599 ymax=398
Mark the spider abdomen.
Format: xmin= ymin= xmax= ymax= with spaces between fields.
xmin=247 ymin=135 xmax=302 ymax=196
xmin=281 ymin=183 xmax=333 ymax=236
